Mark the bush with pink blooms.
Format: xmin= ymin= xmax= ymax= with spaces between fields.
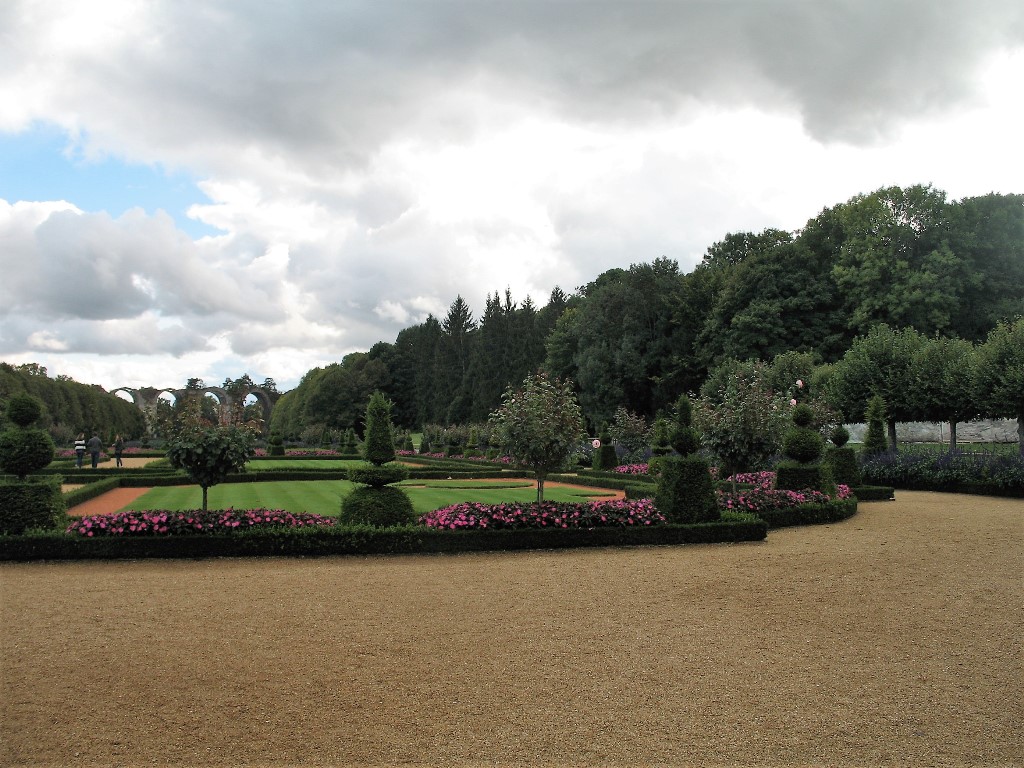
xmin=613 ymin=463 xmax=650 ymax=475
xmin=420 ymin=498 xmax=665 ymax=530
xmin=66 ymin=508 xmax=335 ymax=537
xmin=719 ymin=485 xmax=852 ymax=516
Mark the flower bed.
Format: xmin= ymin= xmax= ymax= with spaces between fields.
xmin=613 ymin=463 xmax=650 ymax=475
xmin=66 ymin=508 xmax=335 ymax=537
xmin=420 ymin=498 xmax=664 ymax=530
xmin=719 ymin=484 xmax=852 ymax=515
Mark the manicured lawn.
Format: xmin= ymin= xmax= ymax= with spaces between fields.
xmin=118 ymin=479 xmax=617 ymax=516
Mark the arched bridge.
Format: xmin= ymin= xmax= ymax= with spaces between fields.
xmin=111 ymin=385 xmax=280 ymax=434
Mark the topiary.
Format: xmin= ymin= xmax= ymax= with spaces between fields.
xmin=830 ymin=425 xmax=850 ymax=447
xmin=0 ymin=394 xmax=61 ymax=534
xmin=268 ymin=431 xmax=285 ymax=456
xmin=339 ymin=485 xmax=415 ymax=527
xmin=362 ymin=392 xmax=396 ymax=466
xmin=649 ymin=416 xmax=672 ymax=457
xmin=592 ymin=427 xmax=618 ymax=471
xmin=655 ymin=453 xmax=718 ymax=524
xmin=669 ymin=395 xmax=700 ymax=457
xmin=656 ymin=395 xmax=717 ymax=522
xmin=0 ymin=394 xmax=55 ymax=480
xmin=862 ymin=395 xmax=888 ymax=457
xmin=776 ymin=401 xmax=830 ymax=492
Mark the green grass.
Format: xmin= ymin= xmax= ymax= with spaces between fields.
xmin=117 ymin=479 xmax=617 ymax=516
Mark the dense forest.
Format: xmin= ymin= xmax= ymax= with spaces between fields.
xmin=271 ymin=184 xmax=1024 ymax=436
xmin=0 ymin=362 xmax=146 ymax=445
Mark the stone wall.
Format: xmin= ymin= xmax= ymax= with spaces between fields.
xmin=844 ymin=418 xmax=1020 ymax=444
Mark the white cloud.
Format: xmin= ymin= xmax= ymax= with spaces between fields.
xmin=0 ymin=0 xmax=1021 ymax=391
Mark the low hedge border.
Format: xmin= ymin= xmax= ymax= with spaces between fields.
xmin=0 ymin=518 xmax=768 ymax=561
xmin=549 ymin=472 xmax=656 ymax=492
xmin=62 ymin=478 xmax=121 ymax=507
xmin=754 ymin=498 xmax=858 ymax=529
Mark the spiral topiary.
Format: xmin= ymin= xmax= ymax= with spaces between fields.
xmin=776 ymin=401 xmax=831 ymax=492
xmin=656 ymin=394 xmax=717 ymax=523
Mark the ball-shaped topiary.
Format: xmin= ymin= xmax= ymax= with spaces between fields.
xmin=829 ymin=425 xmax=850 ymax=447
xmin=340 ymin=485 xmax=415 ymax=527
xmin=5 ymin=393 xmax=44 ymax=428
xmin=782 ymin=428 xmax=824 ymax=464
xmin=0 ymin=428 xmax=56 ymax=480
xmin=0 ymin=394 xmax=55 ymax=480
xmin=791 ymin=403 xmax=814 ymax=428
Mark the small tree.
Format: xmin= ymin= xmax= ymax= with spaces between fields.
xmin=165 ymin=424 xmax=256 ymax=511
xmin=362 ymin=391 xmax=397 ymax=465
xmin=609 ymin=407 xmax=651 ymax=463
xmin=489 ymin=372 xmax=586 ymax=503
xmin=975 ymin=317 xmax=1024 ymax=457
xmin=694 ymin=363 xmax=790 ymax=486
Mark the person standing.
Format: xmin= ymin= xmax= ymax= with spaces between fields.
xmin=113 ymin=434 xmax=124 ymax=468
xmin=74 ymin=433 xmax=86 ymax=469
xmin=87 ymin=433 xmax=102 ymax=469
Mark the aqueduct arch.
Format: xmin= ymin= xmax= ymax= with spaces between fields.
xmin=112 ymin=385 xmax=280 ymax=435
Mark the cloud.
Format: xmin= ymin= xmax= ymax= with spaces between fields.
xmin=0 ymin=0 xmax=1022 ymax=392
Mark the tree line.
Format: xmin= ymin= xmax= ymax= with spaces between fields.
xmin=271 ymin=184 xmax=1023 ymax=438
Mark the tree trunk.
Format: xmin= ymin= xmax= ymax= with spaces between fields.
xmin=887 ymin=419 xmax=898 ymax=453
xmin=948 ymin=421 xmax=958 ymax=453
xmin=536 ymin=474 xmax=545 ymax=504
xmin=202 ymin=485 xmax=209 ymax=512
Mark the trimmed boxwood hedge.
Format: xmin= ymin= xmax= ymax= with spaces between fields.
xmin=0 ymin=518 xmax=768 ymax=561
xmin=0 ymin=477 xmax=65 ymax=535
xmin=754 ymin=498 xmax=858 ymax=528
xmin=851 ymin=485 xmax=895 ymax=501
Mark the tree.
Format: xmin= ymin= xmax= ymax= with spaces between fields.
xmin=693 ymin=362 xmax=791 ymax=484
xmin=488 ymin=372 xmax=587 ymax=503
xmin=831 ymin=185 xmax=970 ymax=337
xmin=165 ymin=419 xmax=256 ymax=511
xmin=826 ymin=324 xmax=928 ymax=451
xmin=362 ymin=391 xmax=397 ymax=466
xmin=341 ymin=391 xmax=412 ymax=526
xmin=911 ymin=336 xmax=979 ymax=451
xmin=974 ymin=317 xmax=1024 ymax=457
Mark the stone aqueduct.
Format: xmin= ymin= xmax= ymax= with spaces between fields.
xmin=111 ymin=385 xmax=279 ymax=434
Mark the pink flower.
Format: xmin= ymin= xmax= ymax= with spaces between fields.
xmin=790 ymin=398 xmax=797 ymax=406
xmin=796 ymin=379 xmax=804 ymax=388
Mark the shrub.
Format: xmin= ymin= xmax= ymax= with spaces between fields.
xmin=66 ymin=508 xmax=335 ymax=537
xmin=592 ymin=430 xmax=618 ymax=471
xmin=862 ymin=395 xmax=888 ymax=457
xmin=419 ymin=497 xmax=665 ymax=530
xmin=824 ymin=445 xmax=861 ymax=486
xmin=340 ymin=486 xmax=415 ymax=527
xmin=346 ymin=463 xmax=410 ymax=488
xmin=268 ymin=431 xmax=285 ymax=456
xmin=775 ymin=461 xmax=831 ymax=493
xmin=0 ymin=477 xmax=65 ymax=534
xmin=782 ymin=428 xmax=824 ymax=463
xmin=0 ymin=393 xmax=55 ymax=480
xmin=830 ymin=425 xmax=850 ymax=447
xmin=363 ymin=392 xmax=397 ymax=466
xmin=655 ymin=454 xmax=719 ymax=524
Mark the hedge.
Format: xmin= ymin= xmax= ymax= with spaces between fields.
xmin=753 ymin=498 xmax=858 ymax=529
xmin=0 ymin=518 xmax=768 ymax=561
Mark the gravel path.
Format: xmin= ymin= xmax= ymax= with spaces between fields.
xmin=1 ymin=491 xmax=1021 ymax=767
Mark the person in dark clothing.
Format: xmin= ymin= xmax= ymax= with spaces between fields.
xmin=113 ymin=435 xmax=124 ymax=467
xmin=87 ymin=433 xmax=102 ymax=468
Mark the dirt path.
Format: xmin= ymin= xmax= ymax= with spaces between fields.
xmin=2 ymin=491 xmax=1021 ymax=767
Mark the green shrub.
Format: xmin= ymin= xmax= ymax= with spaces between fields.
xmin=669 ymin=395 xmax=700 ymax=457
xmin=829 ymin=425 xmax=850 ymax=447
xmin=339 ymin=485 xmax=415 ymax=527
xmin=346 ymin=463 xmax=410 ymax=488
xmin=775 ymin=461 xmax=831 ymax=494
xmin=824 ymin=445 xmax=861 ymax=486
xmin=655 ymin=454 xmax=718 ymax=524
xmin=0 ymin=394 xmax=55 ymax=480
xmin=0 ymin=477 xmax=65 ymax=534
xmin=592 ymin=430 xmax=618 ymax=471
xmin=862 ymin=395 xmax=888 ymax=457
xmin=782 ymin=428 xmax=824 ymax=464
xmin=268 ymin=431 xmax=285 ymax=456
xmin=362 ymin=392 xmax=396 ymax=466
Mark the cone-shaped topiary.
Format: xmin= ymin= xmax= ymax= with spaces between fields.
xmin=862 ymin=395 xmax=888 ymax=457
xmin=362 ymin=392 xmax=396 ymax=466
xmin=669 ymin=394 xmax=700 ymax=457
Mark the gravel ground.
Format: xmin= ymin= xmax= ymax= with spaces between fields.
xmin=1 ymin=491 xmax=1021 ymax=767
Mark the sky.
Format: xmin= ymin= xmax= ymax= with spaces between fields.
xmin=1 ymin=0 xmax=1022 ymax=395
